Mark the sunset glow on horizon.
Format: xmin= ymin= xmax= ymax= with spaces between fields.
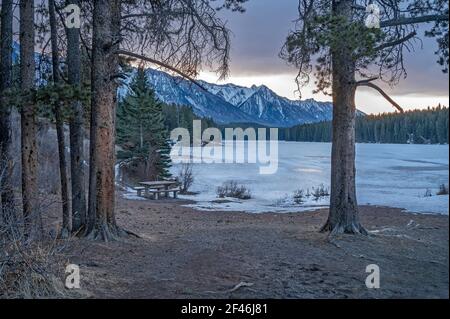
xmin=197 ymin=0 xmax=449 ymax=115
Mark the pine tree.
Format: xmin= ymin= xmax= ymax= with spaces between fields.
xmin=117 ymin=68 xmax=172 ymax=180
xmin=282 ymin=0 xmax=448 ymax=234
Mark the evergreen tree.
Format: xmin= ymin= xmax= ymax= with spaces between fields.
xmin=117 ymin=68 xmax=172 ymax=180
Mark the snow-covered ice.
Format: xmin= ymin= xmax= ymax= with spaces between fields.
xmin=171 ymin=142 xmax=449 ymax=215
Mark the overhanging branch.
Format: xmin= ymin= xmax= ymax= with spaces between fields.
xmin=357 ymin=82 xmax=404 ymax=113
xmin=117 ymin=50 xmax=206 ymax=91
xmin=356 ymin=76 xmax=378 ymax=84
xmin=373 ymin=31 xmax=417 ymax=51
xmin=380 ymin=14 xmax=449 ymax=28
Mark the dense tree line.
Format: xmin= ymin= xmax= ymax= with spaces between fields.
xmin=282 ymin=106 xmax=449 ymax=144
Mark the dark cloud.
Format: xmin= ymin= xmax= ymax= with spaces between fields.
xmin=221 ymin=0 xmax=297 ymax=75
xmin=220 ymin=0 xmax=449 ymax=96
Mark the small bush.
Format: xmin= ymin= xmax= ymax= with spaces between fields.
xmin=216 ymin=181 xmax=251 ymax=200
xmin=177 ymin=163 xmax=194 ymax=194
xmin=312 ymin=184 xmax=330 ymax=201
xmin=305 ymin=188 xmax=311 ymax=198
xmin=437 ymin=184 xmax=449 ymax=196
xmin=292 ymin=189 xmax=305 ymax=205
xmin=273 ymin=195 xmax=291 ymax=207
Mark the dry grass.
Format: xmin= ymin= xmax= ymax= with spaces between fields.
xmin=0 ymin=237 xmax=66 ymax=298
xmin=0 ymin=154 xmax=68 ymax=299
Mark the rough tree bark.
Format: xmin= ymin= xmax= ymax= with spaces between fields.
xmin=65 ymin=0 xmax=87 ymax=234
xmin=86 ymin=0 xmax=124 ymax=240
xmin=0 ymin=0 xmax=15 ymax=222
xmin=20 ymin=0 xmax=42 ymax=239
xmin=320 ymin=0 xmax=367 ymax=235
xmin=49 ymin=0 xmax=71 ymax=238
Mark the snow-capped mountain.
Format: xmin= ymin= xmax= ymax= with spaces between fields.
xmin=136 ymin=69 xmax=257 ymax=124
xmin=12 ymin=42 xmax=55 ymax=87
xmin=11 ymin=41 xmax=346 ymax=127
xmin=201 ymin=81 xmax=335 ymax=127
xmin=131 ymin=68 xmax=336 ymax=127
xmin=200 ymin=81 xmax=256 ymax=107
xmin=12 ymin=41 xmax=335 ymax=127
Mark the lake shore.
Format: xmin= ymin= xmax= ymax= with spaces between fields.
xmin=63 ymin=194 xmax=449 ymax=299
xmin=166 ymin=142 xmax=449 ymax=214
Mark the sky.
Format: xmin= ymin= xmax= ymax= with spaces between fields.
xmin=199 ymin=0 xmax=449 ymax=115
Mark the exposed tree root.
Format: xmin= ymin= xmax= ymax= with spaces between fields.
xmin=123 ymin=229 xmax=141 ymax=238
xmin=85 ymin=222 xmax=140 ymax=242
xmin=205 ymin=282 xmax=255 ymax=294
xmin=320 ymin=220 xmax=368 ymax=236
xmin=71 ymin=225 xmax=87 ymax=238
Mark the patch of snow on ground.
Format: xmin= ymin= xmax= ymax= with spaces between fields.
xmin=123 ymin=192 xmax=148 ymax=201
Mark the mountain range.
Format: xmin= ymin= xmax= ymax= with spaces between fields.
xmin=12 ymin=42 xmax=337 ymax=128
xmin=120 ymin=68 xmax=336 ymax=128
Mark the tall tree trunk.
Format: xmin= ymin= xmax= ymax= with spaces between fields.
xmin=65 ymin=0 xmax=87 ymax=234
xmin=49 ymin=0 xmax=71 ymax=238
xmin=0 ymin=0 xmax=16 ymax=224
xmin=321 ymin=0 xmax=367 ymax=235
xmin=87 ymin=0 xmax=123 ymax=240
xmin=140 ymin=124 xmax=144 ymax=149
xmin=20 ymin=0 xmax=42 ymax=239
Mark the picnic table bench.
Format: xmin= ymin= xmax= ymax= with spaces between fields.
xmin=136 ymin=181 xmax=180 ymax=200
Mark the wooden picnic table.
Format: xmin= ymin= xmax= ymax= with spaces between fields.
xmin=137 ymin=181 xmax=179 ymax=199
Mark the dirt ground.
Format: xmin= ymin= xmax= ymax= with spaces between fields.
xmin=59 ymin=194 xmax=448 ymax=299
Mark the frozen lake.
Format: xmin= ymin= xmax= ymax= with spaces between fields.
xmin=170 ymin=142 xmax=449 ymax=214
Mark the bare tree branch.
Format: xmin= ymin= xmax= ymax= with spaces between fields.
xmin=356 ymin=76 xmax=379 ymax=84
xmin=381 ymin=14 xmax=449 ymax=28
xmin=373 ymin=32 xmax=417 ymax=51
xmin=117 ymin=49 xmax=206 ymax=90
xmin=357 ymin=82 xmax=404 ymax=113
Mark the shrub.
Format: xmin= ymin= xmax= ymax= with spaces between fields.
xmin=312 ymin=184 xmax=330 ymax=201
xmin=0 ymin=236 xmax=66 ymax=298
xmin=292 ymin=189 xmax=305 ymax=205
xmin=0 ymin=199 xmax=66 ymax=298
xmin=437 ymin=184 xmax=449 ymax=196
xmin=177 ymin=163 xmax=194 ymax=194
xmin=273 ymin=195 xmax=291 ymax=207
xmin=216 ymin=181 xmax=251 ymax=200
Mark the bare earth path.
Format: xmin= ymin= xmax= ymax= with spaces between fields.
xmin=64 ymin=194 xmax=449 ymax=299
